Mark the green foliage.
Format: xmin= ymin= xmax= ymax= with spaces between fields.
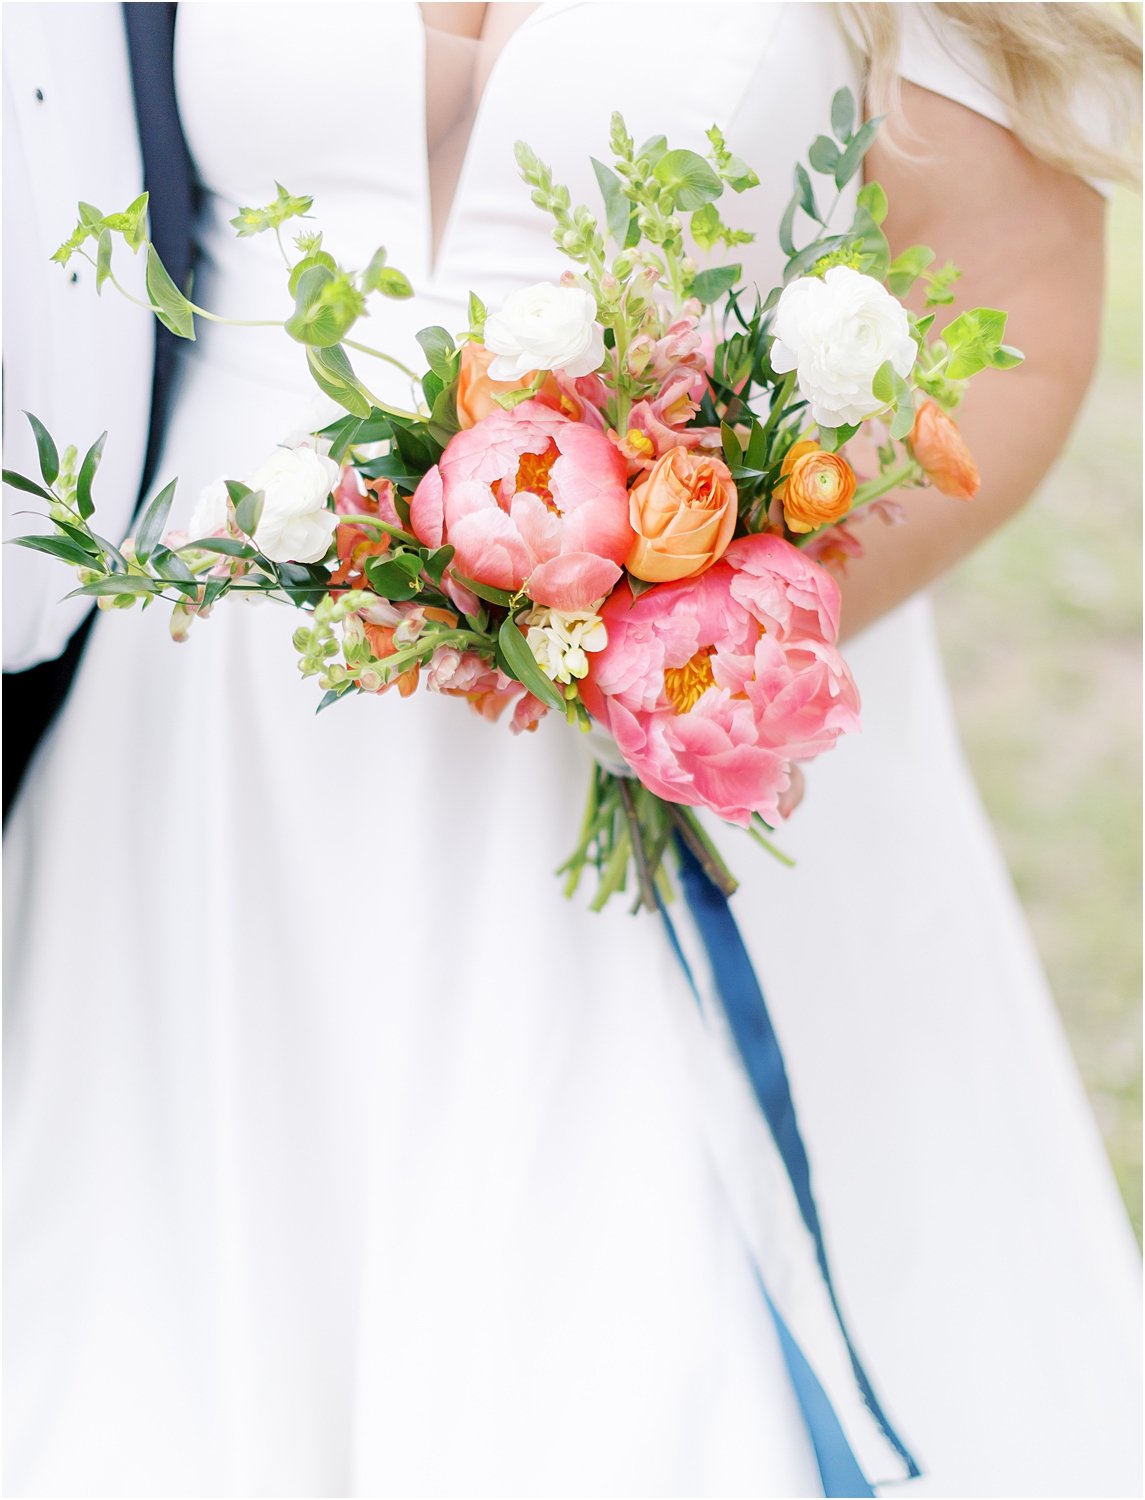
xmin=133 ymin=478 xmax=178 ymax=563
xmin=705 ymin=125 xmax=759 ymax=193
xmin=145 ymin=245 xmax=196 ymax=339
xmin=305 ymin=345 xmax=373 ymax=418
xmin=940 ymin=307 xmax=1018 ymax=379
xmin=75 ymin=432 xmax=107 ymax=520
xmin=24 ymin=411 xmax=59 ymax=486
xmin=496 ymin=613 xmax=565 ymax=712
xmin=229 ymin=182 xmax=313 ymax=238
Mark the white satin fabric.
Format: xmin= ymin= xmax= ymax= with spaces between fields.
xmin=4 ymin=5 xmax=1140 ymax=1496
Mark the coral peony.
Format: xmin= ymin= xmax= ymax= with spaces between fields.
xmin=580 ymin=534 xmax=860 ymax=825
xmin=909 ymin=399 xmax=981 ymax=500
xmin=410 ymin=401 xmax=633 ymax=610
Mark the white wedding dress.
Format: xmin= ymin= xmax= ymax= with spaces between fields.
xmin=4 ymin=5 xmax=1140 ymax=1496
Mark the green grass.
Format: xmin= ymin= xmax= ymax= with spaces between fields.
xmin=932 ymin=187 xmax=1142 ymax=1241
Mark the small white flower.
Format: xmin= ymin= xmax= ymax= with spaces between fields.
xmin=770 ymin=266 xmax=916 ymax=429
xmin=189 ymin=477 xmax=230 ymax=539
xmin=483 ymin=282 xmax=606 ymax=380
xmin=245 ymin=445 xmax=340 ymax=564
xmin=522 ymin=603 xmax=608 ymax=685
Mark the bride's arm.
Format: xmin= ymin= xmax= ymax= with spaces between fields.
xmin=836 ymin=82 xmax=1106 ymax=640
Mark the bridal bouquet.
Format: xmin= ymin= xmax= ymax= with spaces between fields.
xmin=9 ymin=90 xmax=1017 ymax=911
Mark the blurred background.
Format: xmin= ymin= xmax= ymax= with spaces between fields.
xmin=933 ymin=186 xmax=1142 ymax=1243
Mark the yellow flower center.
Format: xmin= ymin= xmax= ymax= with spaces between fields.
xmin=664 ymin=645 xmax=717 ymax=714
xmin=513 ymin=441 xmax=561 ymax=512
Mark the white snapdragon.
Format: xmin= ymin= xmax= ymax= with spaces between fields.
xmin=770 ymin=266 xmax=916 ymax=429
xmin=523 ymin=604 xmax=608 ymax=685
xmin=245 ymin=446 xmax=340 ymax=564
xmin=483 ymin=283 xmax=605 ymax=380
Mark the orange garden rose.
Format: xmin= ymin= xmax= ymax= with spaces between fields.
xmin=909 ymin=399 xmax=981 ymax=500
xmin=774 ymin=440 xmax=856 ymax=535
xmin=625 ymin=446 xmax=738 ymax=583
xmin=456 ymin=342 xmax=569 ymax=428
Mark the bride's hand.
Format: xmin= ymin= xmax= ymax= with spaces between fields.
xmin=836 ymin=82 xmax=1106 ymax=640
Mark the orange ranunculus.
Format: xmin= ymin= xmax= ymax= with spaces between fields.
xmin=774 ymin=440 xmax=856 ymax=535
xmin=909 ymin=399 xmax=980 ymax=500
xmin=625 ymin=446 xmax=738 ymax=583
xmin=455 ymin=342 xmax=568 ymax=428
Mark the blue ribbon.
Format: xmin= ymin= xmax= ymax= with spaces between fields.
xmin=660 ymin=839 xmax=921 ymax=1496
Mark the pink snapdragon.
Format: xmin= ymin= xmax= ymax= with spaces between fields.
xmin=580 ymin=535 xmax=860 ymax=825
xmin=410 ymin=401 xmax=632 ymax=610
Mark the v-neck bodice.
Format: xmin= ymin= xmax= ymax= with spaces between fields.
xmin=172 ymin=2 xmax=862 ymax=404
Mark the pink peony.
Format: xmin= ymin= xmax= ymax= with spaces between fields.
xmin=410 ymin=401 xmax=633 ymax=611
xmin=579 ymin=534 xmax=860 ymax=825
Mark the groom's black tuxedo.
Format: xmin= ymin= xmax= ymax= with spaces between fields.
xmin=4 ymin=3 xmax=197 ymax=819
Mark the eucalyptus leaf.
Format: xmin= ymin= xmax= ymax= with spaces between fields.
xmin=794 ymin=164 xmax=819 ymax=222
xmin=496 ymin=614 xmax=565 ymax=712
xmin=23 ymin=411 xmax=59 ymax=486
xmin=833 ymin=115 xmax=883 ymax=190
xmin=777 ymin=195 xmax=798 ymax=257
xmin=145 ymin=245 xmax=195 ymax=339
xmin=76 ymin=432 xmax=107 ymax=520
xmin=831 ymin=86 xmax=855 ymax=141
xmin=807 ymin=136 xmax=840 ymax=175
xmin=690 ymin=264 xmax=740 ymax=306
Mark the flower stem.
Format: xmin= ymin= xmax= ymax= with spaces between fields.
xmin=618 ymin=777 xmax=658 ymax=912
xmin=344 ymin=339 xmax=422 ymax=383
xmin=669 ymin=805 xmax=739 ymax=897
xmin=851 ymin=456 xmax=918 ymax=510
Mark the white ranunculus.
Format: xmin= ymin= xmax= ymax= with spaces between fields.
xmin=483 ymin=283 xmax=605 ymax=380
xmin=245 ymin=446 xmax=340 ymax=564
xmin=188 ymin=477 xmax=231 ymax=539
xmin=770 ymin=266 xmax=917 ymax=429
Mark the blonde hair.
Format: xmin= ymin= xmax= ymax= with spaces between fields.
xmin=843 ymin=3 xmax=1142 ymax=188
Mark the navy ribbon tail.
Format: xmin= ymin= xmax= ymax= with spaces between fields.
xmin=660 ymin=838 xmax=921 ymax=1496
